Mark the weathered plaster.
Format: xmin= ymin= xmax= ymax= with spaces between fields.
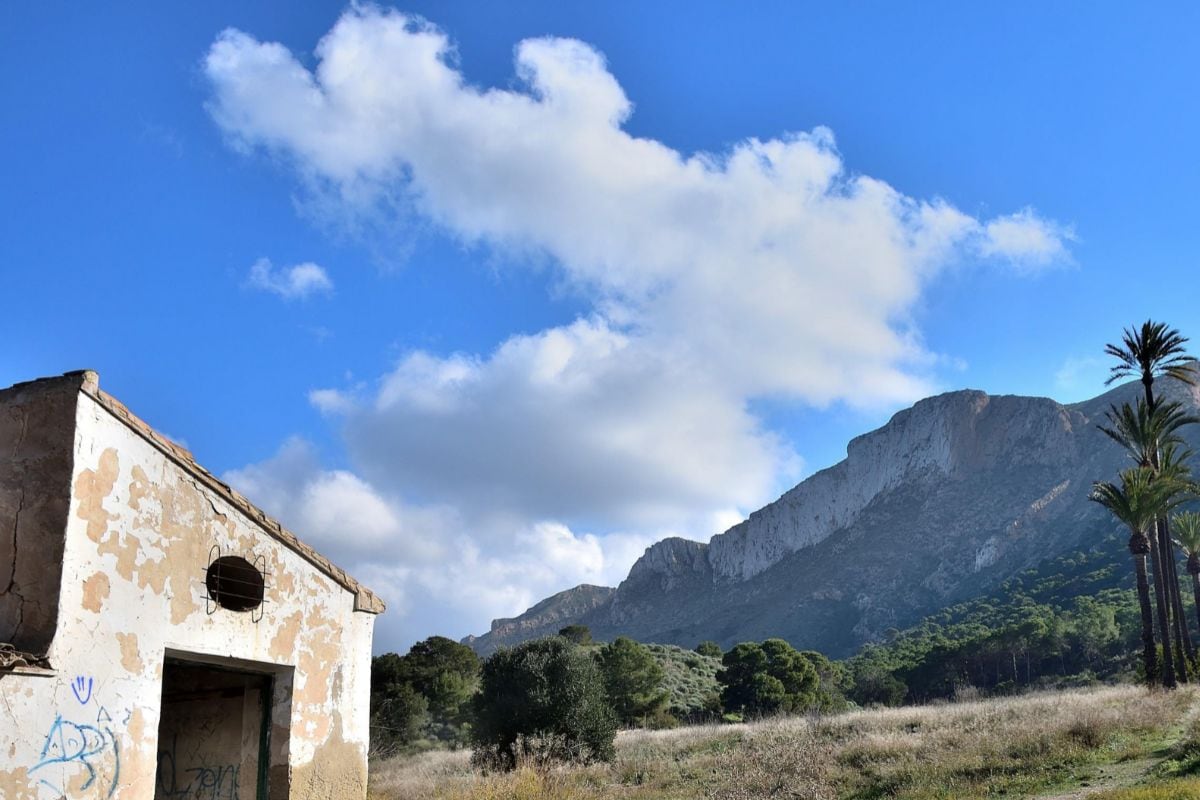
xmin=115 ymin=634 xmax=141 ymax=672
xmin=0 ymin=373 xmax=80 ymax=654
xmin=288 ymin=712 xmax=367 ymax=800
xmin=81 ymin=573 xmax=110 ymax=614
xmin=1 ymin=373 xmax=381 ymax=799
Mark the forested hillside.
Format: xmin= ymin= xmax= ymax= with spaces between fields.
xmin=846 ymin=532 xmax=1144 ymax=704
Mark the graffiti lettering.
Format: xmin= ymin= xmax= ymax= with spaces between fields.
xmin=30 ymin=715 xmax=120 ymax=799
xmin=72 ymin=675 xmax=94 ymax=705
xmin=157 ymin=734 xmax=241 ymax=800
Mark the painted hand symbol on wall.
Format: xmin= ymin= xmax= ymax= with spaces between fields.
xmin=72 ymin=675 xmax=94 ymax=705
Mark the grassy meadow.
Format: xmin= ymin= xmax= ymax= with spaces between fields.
xmin=370 ymin=685 xmax=1200 ymax=800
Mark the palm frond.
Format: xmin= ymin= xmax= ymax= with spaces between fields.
xmin=1172 ymin=511 xmax=1200 ymax=557
xmin=1098 ymin=399 xmax=1196 ymax=467
xmin=1104 ymin=320 xmax=1195 ymax=388
xmin=1158 ymin=440 xmax=1196 ymax=481
xmin=1089 ymin=466 xmax=1175 ymax=532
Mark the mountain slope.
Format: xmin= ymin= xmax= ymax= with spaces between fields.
xmin=467 ymin=378 xmax=1200 ymax=657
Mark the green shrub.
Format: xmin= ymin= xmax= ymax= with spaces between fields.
xmin=718 ymin=639 xmax=818 ymax=716
xmin=597 ymin=636 xmax=668 ymax=726
xmin=370 ymin=680 xmax=429 ymax=757
xmin=371 ymin=636 xmax=480 ymax=749
xmin=644 ymin=642 xmax=723 ymax=722
xmin=558 ymin=624 xmax=594 ymax=645
xmin=471 ymin=637 xmax=616 ymax=770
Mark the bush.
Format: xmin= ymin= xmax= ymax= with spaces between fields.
xmin=558 ymin=624 xmax=593 ymax=645
xmin=797 ymin=650 xmax=850 ymax=712
xmin=371 ymin=636 xmax=481 ymax=749
xmin=718 ymin=639 xmax=818 ymax=716
xmin=644 ymin=643 xmax=723 ymax=723
xmin=696 ymin=641 xmax=723 ymax=659
xmin=370 ymin=680 xmax=429 ymax=757
xmin=597 ymin=637 xmax=668 ymax=727
xmin=848 ymin=665 xmax=907 ymax=707
xmin=471 ymin=637 xmax=617 ymax=770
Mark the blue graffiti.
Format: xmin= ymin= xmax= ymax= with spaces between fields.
xmin=72 ymin=675 xmax=94 ymax=705
xmin=30 ymin=715 xmax=120 ymax=799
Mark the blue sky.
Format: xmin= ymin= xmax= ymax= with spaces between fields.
xmin=5 ymin=2 xmax=1200 ymax=652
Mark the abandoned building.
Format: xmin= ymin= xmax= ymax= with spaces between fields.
xmin=0 ymin=371 xmax=385 ymax=799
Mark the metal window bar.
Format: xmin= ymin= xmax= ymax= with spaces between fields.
xmin=203 ymin=544 xmax=273 ymax=622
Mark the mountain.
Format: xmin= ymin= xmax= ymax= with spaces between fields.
xmin=466 ymin=378 xmax=1200 ymax=657
xmin=460 ymin=584 xmax=615 ymax=650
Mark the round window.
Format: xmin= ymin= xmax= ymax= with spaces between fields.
xmin=205 ymin=556 xmax=265 ymax=612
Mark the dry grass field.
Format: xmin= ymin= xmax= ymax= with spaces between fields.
xmin=369 ymin=686 xmax=1200 ymax=800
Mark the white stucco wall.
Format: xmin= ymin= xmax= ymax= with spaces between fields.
xmin=1 ymin=380 xmax=379 ymax=800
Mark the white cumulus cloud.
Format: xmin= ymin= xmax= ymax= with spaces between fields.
xmin=980 ymin=208 xmax=1076 ymax=269
xmin=247 ymin=257 xmax=334 ymax=300
xmin=338 ymin=317 xmax=797 ymax=529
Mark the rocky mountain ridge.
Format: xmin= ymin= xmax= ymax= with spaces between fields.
xmin=467 ymin=379 xmax=1200 ymax=657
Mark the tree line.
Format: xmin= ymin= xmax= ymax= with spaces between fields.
xmin=844 ymin=539 xmax=1141 ymax=704
xmin=370 ymin=628 xmax=848 ymax=767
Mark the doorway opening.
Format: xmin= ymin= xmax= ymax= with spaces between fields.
xmin=155 ymin=658 xmax=274 ymax=800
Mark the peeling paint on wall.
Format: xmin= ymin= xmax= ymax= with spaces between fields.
xmin=82 ymin=573 xmax=111 ymax=614
xmin=1 ymin=373 xmax=382 ymax=799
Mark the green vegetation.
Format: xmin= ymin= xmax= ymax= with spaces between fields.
xmin=372 ymin=636 xmax=482 ymax=755
xmin=718 ymin=638 xmax=819 ymax=716
xmin=643 ymin=643 xmax=721 ymax=723
xmin=470 ymin=636 xmax=617 ymax=769
xmin=1100 ymin=320 xmax=1200 ymax=688
xmin=844 ymin=536 xmax=1144 ymax=704
xmin=558 ymin=625 xmax=594 ymax=645
xmin=596 ymin=637 xmax=669 ymax=727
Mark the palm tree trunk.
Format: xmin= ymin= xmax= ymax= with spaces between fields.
xmin=1160 ymin=519 xmax=1191 ymax=679
xmin=1173 ymin=548 xmax=1197 ymax=663
xmin=1192 ymin=570 xmax=1200 ymax=639
xmin=1149 ymin=531 xmax=1177 ymax=688
xmin=1166 ymin=531 xmax=1196 ymax=669
xmin=1133 ymin=549 xmax=1159 ymax=686
xmin=1140 ymin=377 xmax=1178 ymax=687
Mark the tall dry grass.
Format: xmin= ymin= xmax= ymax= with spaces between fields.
xmin=369 ymin=685 xmax=1196 ymax=800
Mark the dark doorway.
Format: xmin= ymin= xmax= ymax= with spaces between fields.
xmin=155 ymin=659 xmax=272 ymax=800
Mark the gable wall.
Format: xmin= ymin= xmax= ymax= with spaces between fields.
xmin=0 ymin=385 xmax=376 ymax=800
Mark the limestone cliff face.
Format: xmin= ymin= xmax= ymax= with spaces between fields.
xmin=707 ymin=391 xmax=1082 ymax=581
xmin=466 ymin=380 xmax=1199 ymax=657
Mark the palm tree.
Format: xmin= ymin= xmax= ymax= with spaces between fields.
xmin=1105 ymin=320 xmax=1197 ymax=407
xmin=1173 ymin=511 xmax=1200 ymax=640
xmin=1098 ymin=400 xmax=1196 ymax=683
xmin=1104 ymin=322 xmax=1198 ymax=682
xmin=1091 ymin=467 xmax=1182 ymax=686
